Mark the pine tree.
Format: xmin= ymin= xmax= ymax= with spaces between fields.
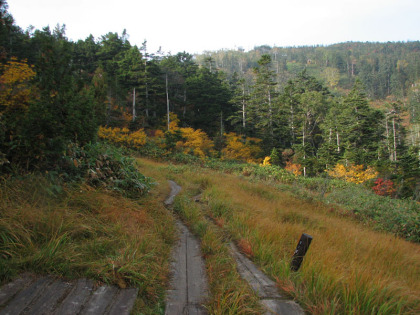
xmin=341 ymin=80 xmax=384 ymax=165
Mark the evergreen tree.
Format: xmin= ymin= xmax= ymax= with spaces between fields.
xmin=341 ymin=81 xmax=384 ymax=165
xmin=249 ymin=54 xmax=281 ymax=150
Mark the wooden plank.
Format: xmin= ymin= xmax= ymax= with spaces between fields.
xmin=261 ymin=299 xmax=304 ymax=315
xmin=0 ymin=274 xmax=35 ymax=307
xmin=80 ymin=285 xmax=118 ymax=315
xmin=230 ymin=243 xmax=282 ymax=299
xmin=26 ymin=280 xmax=72 ymax=315
xmin=0 ymin=277 xmax=51 ymax=315
xmin=165 ymin=223 xmax=188 ymax=315
xmin=53 ymin=279 xmax=94 ymax=315
xmin=186 ymin=231 xmax=208 ymax=307
xmin=107 ymin=288 xmax=138 ymax=315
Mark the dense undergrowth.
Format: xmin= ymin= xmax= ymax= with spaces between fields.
xmin=137 ymin=158 xmax=420 ymax=315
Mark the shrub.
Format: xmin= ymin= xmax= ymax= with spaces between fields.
xmin=176 ymin=127 xmax=215 ymax=158
xmin=63 ymin=142 xmax=152 ymax=197
xmin=98 ymin=126 xmax=147 ymax=149
xmin=221 ymin=132 xmax=262 ymax=163
xmin=372 ymin=178 xmax=396 ymax=197
xmin=327 ymin=163 xmax=378 ymax=184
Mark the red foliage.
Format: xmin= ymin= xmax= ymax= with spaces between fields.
xmin=372 ymin=178 xmax=396 ymax=197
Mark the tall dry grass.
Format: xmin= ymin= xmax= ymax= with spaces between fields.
xmin=0 ymin=174 xmax=176 ymax=314
xmin=136 ymin=158 xmax=420 ymax=314
xmin=205 ymin=175 xmax=420 ymax=314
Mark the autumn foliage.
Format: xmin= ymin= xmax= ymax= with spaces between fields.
xmin=327 ymin=163 xmax=378 ymax=184
xmin=260 ymin=156 xmax=271 ymax=166
xmin=285 ymin=161 xmax=303 ymax=176
xmin=98 ymin=126 xmax=147 ymax=149
xmin=176 ymin=127 xmax=215 ymax=158
xmin=372 ymin=178 xmax=396 ymax=197
xmin=221 ymin=132 xmax=262 ymax=162
xmin=0 ymin=58 xmax=36 ymax=110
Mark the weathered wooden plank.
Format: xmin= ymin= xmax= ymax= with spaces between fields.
xmin=26 ymin=279 xmax=72 ymax=315
xmin=0 ymin=277 xmax=51 ymax=315
xmin=186 ymin=231 xmax=208 ymax=308
xmin=261 ymin=299 xmax=304 ymax=315
xmin=230 ymin=243 xmax=304 ymax=315
xmin=80 ymin=285 xmax=118 ymax=315
xmin=53 ymin=278 xmax=94 ymax=315
xmin=0 ymin=274 xmax=35 ymax=307
xmin=107 ymin=288 xmax=138 ymax=315
xmin=230 ymin=243 xmax=282 ymax=299
xmin=165 ymin=223 xmax=188 ymax=315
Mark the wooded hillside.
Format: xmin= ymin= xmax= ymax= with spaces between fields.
xmin=0 ymin=0 xmax=419 ymax=199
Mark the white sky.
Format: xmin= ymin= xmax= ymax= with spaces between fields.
xmin=8 ymin=0 xmax=420 ymax=54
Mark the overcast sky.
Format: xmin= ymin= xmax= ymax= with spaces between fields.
xmin=8 ymin=0 xmax=420 ymax=54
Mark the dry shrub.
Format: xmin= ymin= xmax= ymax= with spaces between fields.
xmin=237 ymin=238 xmax=254 ymax=258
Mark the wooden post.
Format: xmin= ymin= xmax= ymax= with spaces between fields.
xmin=291 ymin=233 xmax=313 ymax=272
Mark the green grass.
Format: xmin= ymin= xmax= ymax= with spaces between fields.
xmin=137 ymin=158 xmax=420 ymax=315
xmin=0 ymin=174 xmax=176 ymax=314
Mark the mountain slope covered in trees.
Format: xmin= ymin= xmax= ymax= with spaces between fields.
xmin=0 ymin=0 xmax=419 ymax=199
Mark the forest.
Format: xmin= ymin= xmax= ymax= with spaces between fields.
xmin=0 ymin=0 xmax=419 ymax=200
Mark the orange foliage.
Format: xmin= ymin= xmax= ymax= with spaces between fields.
xmin=98 ymin=126 xmax=147 ymax=149
xmin=176 ymin=127 xmax=215 ymax=158
xmin=237 ymin=238 xmax=253 ymax=258
xmin=222 ymin=132 xmax=262 ymax=163
xmin=0 ymin=57 xmax=36 ymax=110
xmin=285 ymin=161 xmax=302 ymax=176
xmin=327 ymin=163 xmax=378 ymax=184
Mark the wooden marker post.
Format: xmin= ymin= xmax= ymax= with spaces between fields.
xmin=291 ymin=233 xmax=313 ymax=272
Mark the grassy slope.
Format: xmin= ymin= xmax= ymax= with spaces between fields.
xmin=0 ymin=174 xmax=176 ymax=314
xmin=2 ymin=157 xmax=418 ymax=314
xmin=137 ymin=158 xmax=420 ymax=315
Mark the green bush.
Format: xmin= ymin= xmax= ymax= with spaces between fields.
xmin=63 ymin=142 xmax=153 ymax=197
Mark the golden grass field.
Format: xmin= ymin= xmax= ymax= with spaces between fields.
xmin=137 ymin=158 xmax=420 ymax=315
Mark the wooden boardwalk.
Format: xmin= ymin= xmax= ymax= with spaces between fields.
xmin=164 ymin=181 xmax=209 ymax=315
xmin=0 ymin=274 xmax=138 ymax=315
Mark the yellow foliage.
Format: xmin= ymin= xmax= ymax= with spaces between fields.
xmin=222 ymin=132 xmax=262 ymax=163
xmin=285 ymin=161 xmax=302 ymax=176
xmin=0 ymin=57 xmax=36 ymax=110
xmin=176 ymin=127 xmax=215 ymax=158
xmin=98 ymin=126 xmax=147 ymax=149
xmin=168 ymin=112 xmax=180 ymax=131
xmin=260 ymin=156 xmax=271 ymax=166
xmin=327 ymin=163 xmax=378 ymax=184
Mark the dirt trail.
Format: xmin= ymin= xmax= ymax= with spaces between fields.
xmin=164 ymin=180 xmax=209 ymax=315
